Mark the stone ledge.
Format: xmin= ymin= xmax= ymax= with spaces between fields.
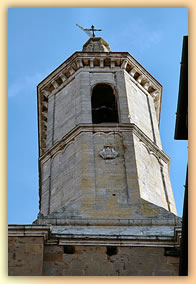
xmin=8 ymin=224 xmax=181 ymax=248
xmin=8 ymin=225 xmax=51 ymax=240
xmin=56 ymin=238 xmax=179 ymax=248
xmin=39 ymin=123 xmax=170 ymax=164
xmin=34 ymin=216 xmax=181 ymax=226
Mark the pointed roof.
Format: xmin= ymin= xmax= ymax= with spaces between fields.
xmin=82 ymin=37 xmax=110 ymax=52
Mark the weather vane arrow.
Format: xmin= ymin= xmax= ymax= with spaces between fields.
xmin=76 ymin=24 xmax=102 ymax=38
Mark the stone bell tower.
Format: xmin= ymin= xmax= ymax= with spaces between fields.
xmin=36 ymin=37 xmax=177 ymax=222
xmin=20 ymin=35 xmax=182 ymax=276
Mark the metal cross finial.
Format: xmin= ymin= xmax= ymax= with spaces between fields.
xmin=76 ymin=24 xmax=102 ymax=38
xmin=88 ymin=25 xmax=102 ymax=37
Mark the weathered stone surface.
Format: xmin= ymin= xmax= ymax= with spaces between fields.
xmin=8 ymin=236 xmax=44 ymax=276
xmin=36 ymin=50 xmax=176 ymax=220
xmin=38 ymin=128 xmax=177 ymax=219
xmin=82 ymin=37 xmax=111 ymax=52
xmin=8 ymin=221 xmax=181 ymax=276
xmin=42 ymin=244 xmax=179 ymax=276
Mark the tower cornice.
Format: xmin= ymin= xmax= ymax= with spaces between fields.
xmin=38 ymin=52 xmax=162 ymax=91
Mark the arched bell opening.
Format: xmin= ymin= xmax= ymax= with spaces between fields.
xmin=91 ymin=84 xmax=119 ymax=124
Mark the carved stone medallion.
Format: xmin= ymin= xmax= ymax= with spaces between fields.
xmin=99 ymin=145 xmax=118 ymax=160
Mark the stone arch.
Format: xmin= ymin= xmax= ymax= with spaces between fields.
xmin=150 ymin=152 xmax=161 ymax=165
xmin=50 ymin=139 xmax=75 ymax=165
xmin=50 ymin=139 xmax=77 ymax=213
xmin=93 ymin=131 xmax=122 ymax=138
xmin=91 ymin=83 xmax=119 ymax=124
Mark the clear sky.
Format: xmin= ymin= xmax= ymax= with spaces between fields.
xmin=8 ymin=8 xmax=188 ymax=224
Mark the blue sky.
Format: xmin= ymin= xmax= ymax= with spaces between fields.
xmin=8 ymin=8 xmax=188 ymax=224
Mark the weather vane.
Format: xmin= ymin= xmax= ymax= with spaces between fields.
xmin=76 ymin=24 xmax=102 ymax=38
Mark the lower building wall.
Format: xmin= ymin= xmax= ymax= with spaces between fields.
xmin=8 ymin=237 xmax=179 ymax=276
xmin=8 ymin=236 xmax=44 ymax=276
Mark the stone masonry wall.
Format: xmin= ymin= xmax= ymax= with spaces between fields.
xmin=39 ymin=67 xmax=172 ymax=217
xmin=133 ymin=134 xmax=177 ymax=215
xmin=43 ymin=244 xmax=179 ymax=276
xmin=8 ymin=236 xmax=44 ymax=276
xmin=40 ymin=126 xmax=177 ymax=218
xmin=124 ymin=72 xmax=162 ymax=149
xmin=8 ymin=237 xmax=179 ymax=276
xmin=53 ymin=79 xmax=76 ymax=144
xmin=40 ymin=130 xmax=141 ymax=218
